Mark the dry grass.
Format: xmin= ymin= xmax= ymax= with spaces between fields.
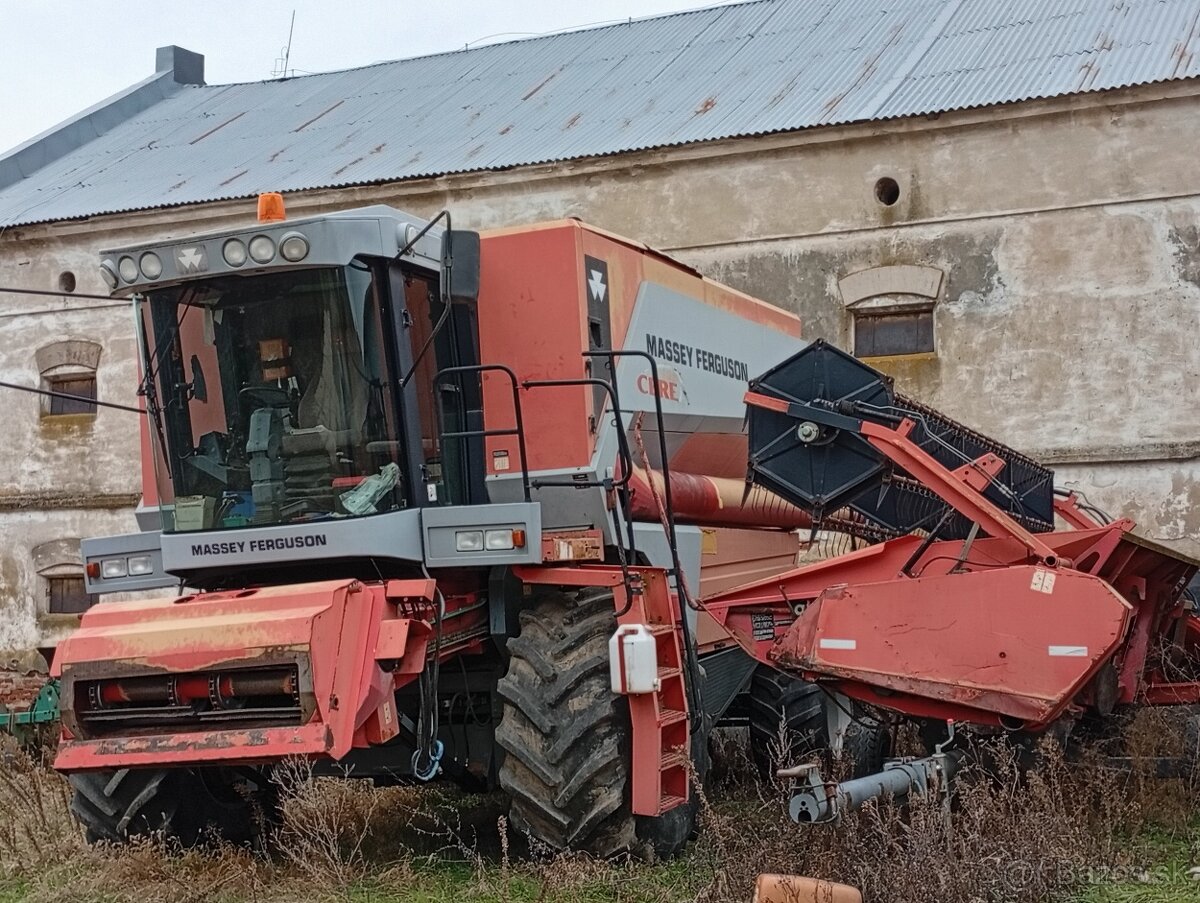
xmin=0 ymin=713 xmax=1195 ymax=903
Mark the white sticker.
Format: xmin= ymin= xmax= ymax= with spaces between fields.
xmin=819 ymin=638 xmax=857 ymax=651
xmin=427 ymin=483 xmax=438 ymax=502
xmin=1048 ymin=645 xmax=1088 ymax=657
xmin=493 ymin=451 xmax=510 ymax=472
xmin=1031 ymin=569 xmax=1056 ymax=594
xmin=555 ymin=540 xmax=575 ymax=561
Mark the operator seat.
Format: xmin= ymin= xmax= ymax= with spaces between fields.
xmin=293 ymin=304 xmax=369 ymax=443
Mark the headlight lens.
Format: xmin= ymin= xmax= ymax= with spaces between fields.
xmin=139 ymin=252 xmax=163 ymax=279
xmin=455 ymin=530 xmax=484 ymax=552
xmin=117 ymin=256 xmax=138 ymax=283
xmin=126 ymin=555 xmax=154 ymax=576
xmin=248 ymin=235 xmax=276 ymax=264
xmin=484 ymin=529 xmax=515 ymax=551
xmin=223 ymin=239 xmax=248 ymax=267
xmin=100 ymin=558 xmax=128 ymax=579
xmin=279 ymin=233 xmax=309 ymax=262
xmin=99 ymin=261 xmax=119 ymax=290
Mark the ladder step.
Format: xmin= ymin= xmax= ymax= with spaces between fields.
xmin=661 ymin=749 xmax=689 ymax=771
xmin=659 ymin=794 xmax=688 ymax=813
xmin=660 ymin=708 xmax=687 ymax=727
xmin=657 ymin=666 xmax=681 ymax=681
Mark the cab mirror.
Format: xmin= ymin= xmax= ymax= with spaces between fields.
xmin=189 ymin=355 xmax=208 ymax=403
xmin=443 ymin=230 xmax=480 ymax=305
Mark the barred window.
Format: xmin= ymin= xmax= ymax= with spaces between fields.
xmin=45 ymin=373 xmax=98 ymax=415
xmin=35 ymin=339 xmax=102 ymax=418
xmin=47 ymin=575 xmax=96 ymax=614
xmin=853 ymin=309 xmax=935 ymax=358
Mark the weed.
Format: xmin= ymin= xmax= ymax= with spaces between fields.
xmin=0 ymin=712 xmax=1194 ymax=903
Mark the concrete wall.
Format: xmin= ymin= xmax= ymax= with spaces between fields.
xmin=0 ymin=80 xmax=1196 ymax=656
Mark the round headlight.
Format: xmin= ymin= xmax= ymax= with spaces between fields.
xmin=279 ymin=233 xmax=309 ymax=262
xmin=99 ymin=261 xmax=119 ymax=290
xmin=248 ymin=235 xmax=276 ymax=264
xmin=222 ymin=239 xmax=248 ymax=267
xmin=139 ymin=252 xmax=163 ymax=280
xmin=118 ymin=256 xmax=138 ymax=283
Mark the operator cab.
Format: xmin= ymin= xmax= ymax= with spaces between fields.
xmin=145 ymin=259 xmax=420 ymax=530
xmin=92 ymin=203 xmax=504 ymax=587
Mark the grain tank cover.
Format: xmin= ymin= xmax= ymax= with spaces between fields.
xmin=746 ymin=341 xmax=1055 ymax=538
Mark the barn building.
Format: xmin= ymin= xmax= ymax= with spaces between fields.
xmin=0 ymin=0 xmax=1198 ymax=679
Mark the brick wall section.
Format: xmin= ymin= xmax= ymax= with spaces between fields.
xmin=0 ymin=668 xmax=48 ymax=708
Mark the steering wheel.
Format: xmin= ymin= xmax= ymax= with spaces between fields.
xmin=239 ymin=385 xmax=291 ymax=408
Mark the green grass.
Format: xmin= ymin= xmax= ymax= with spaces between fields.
xmin=344 ymin=856 xmax=704 ymax=902
xmin=1072 ymin=822 xmax=1199 ymax=903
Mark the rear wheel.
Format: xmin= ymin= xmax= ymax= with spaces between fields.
xmin=747 ymin=665 xmax=889 ymax=780
xmin=496 ymin=585 xmax=702 ymax=858
xmin=69 ymin=766 xmax=277 ymax=847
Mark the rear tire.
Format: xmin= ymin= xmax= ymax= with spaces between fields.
xmin=747 ymin=665 xmax=890 ymax=780
xmin=69 ymin=766 xmax=277 ymax=847
xmin=496 ymin=585 xmax=702 ymax=858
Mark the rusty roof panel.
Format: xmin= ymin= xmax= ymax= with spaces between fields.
xmin=2 ymin=0 xmax=1199 ymax=227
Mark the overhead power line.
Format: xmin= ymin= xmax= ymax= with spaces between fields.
xmin=0 ymin=380 xmax=143 ymax=415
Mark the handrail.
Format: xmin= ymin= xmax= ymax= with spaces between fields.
xmin=433 ymin=364 xmax=531 ymax=503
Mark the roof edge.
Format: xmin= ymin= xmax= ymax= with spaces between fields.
xmin=0 ymin=45 xmax=204 ymax=192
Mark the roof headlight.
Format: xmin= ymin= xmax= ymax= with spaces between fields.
xmin=99 ymin=260 xmax=119 ymax=290
xmin=118 ymin=256 xmax=139 ymax=283
xmin=279 ymin=232 xmax=309 ymax=262
xmin=248 ymin=235 xmax=276 ymax=264
xmin=139 ymin=252 xmax=163 ymax=280
xmin=222 ymin=238 xmax=248 ymax=267
xmin=100 ymin=557 xmax=128 ymax=579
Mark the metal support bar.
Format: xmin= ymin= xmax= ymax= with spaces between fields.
xmin=859 ymin=421 xmax=1063 ymax=565
xmin=784 ymin=749 xmax=965 ymax=824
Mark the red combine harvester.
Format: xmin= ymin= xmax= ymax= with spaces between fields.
xmin=54 ymin=198 xmax=1198 ymax=850
xmin=58 ymin=201 xmax=834 ymax=854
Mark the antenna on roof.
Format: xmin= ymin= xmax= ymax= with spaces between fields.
xmin=271 ymin=9 xmax=297 ymax=78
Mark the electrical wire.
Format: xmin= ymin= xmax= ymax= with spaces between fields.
xmin=853 ymin=400 xmax=1041 ymax=523
xmin=0 ymin=379 xmax=142 ymax=414
xmin=0 ymin=284 xmax=118 ymax=302
xmin=1054 ymin=487 xmax=1113 ymax=524
xmin=411 ymin=566 xmax=445 ymax=781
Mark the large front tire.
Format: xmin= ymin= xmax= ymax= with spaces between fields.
xmin=495 ymin=585 xmax=701 ymax=858
xmin=69 ymin=766 xmax=276 ymax=847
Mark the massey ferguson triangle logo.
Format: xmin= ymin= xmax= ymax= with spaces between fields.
xmin=588 ymin=268 xmax=606 ymax=302
xmin=176 ymin=245 xmax=209 ymax=273
xmin=584 ymin=255 xmax=608 ymax=305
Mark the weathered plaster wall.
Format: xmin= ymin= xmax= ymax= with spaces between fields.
xmin=0 ymin=508 xmax=140 ymax=650
xmin=0 ymin=81 xmax=1196 ymax=655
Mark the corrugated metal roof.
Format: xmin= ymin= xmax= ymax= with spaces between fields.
xmin=2 ymin=0 xmax=1198 ymax=227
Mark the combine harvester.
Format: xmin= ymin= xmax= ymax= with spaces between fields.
xmin=48 ymin=196 xmax=1198 ymax=850
xmin=54 ymin=197 xmax=833 ymax=853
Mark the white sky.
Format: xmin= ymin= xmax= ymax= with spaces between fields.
xmin=0 ymin=0 xmax=746 ymax=155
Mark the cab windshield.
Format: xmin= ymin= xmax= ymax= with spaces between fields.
xmin=142 ymin=264 xmax=405 ymax=532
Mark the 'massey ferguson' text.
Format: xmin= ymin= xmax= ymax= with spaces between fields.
xmin=189 ymin=534 xmax=329 ymax=556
